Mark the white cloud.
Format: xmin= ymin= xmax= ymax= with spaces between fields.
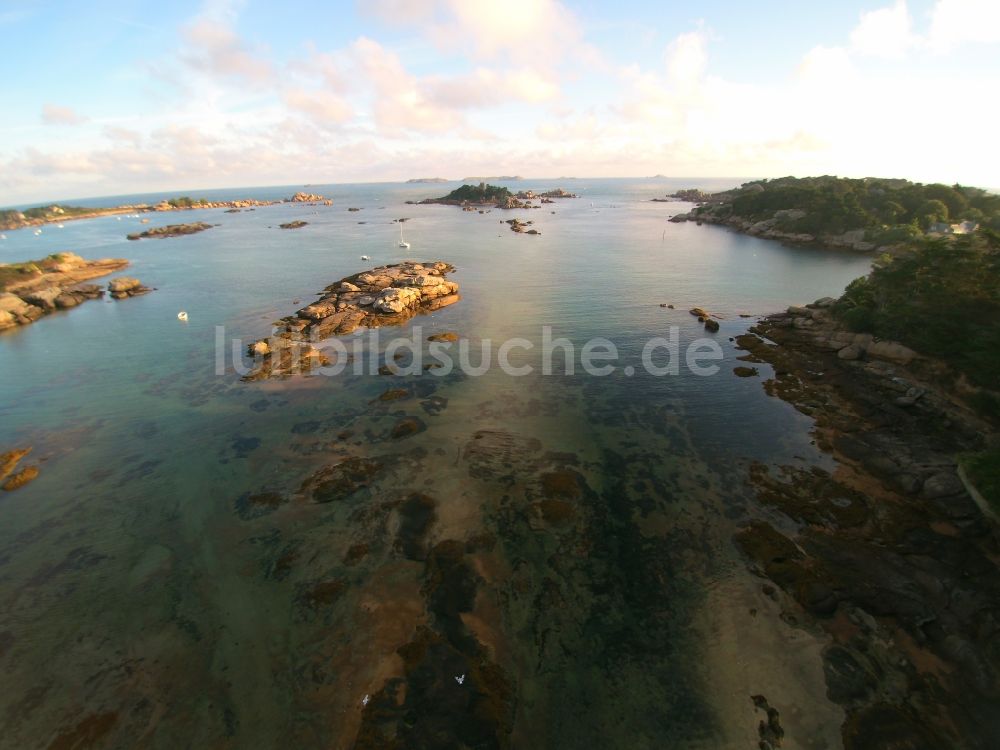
xmin=927 ymin=0 xmax=1000 ymax=51
xmin=850 ymin=0 xmax=916 ymax=58
xmin=797 ymin=45 xmax=855 ymax=87
xmin=4 ymin=0 xmax=1000 ymax=204
xmin=284 ymin=89 xmax=353 ymax=126
xmin=665 ymin=31 xmax=707 ymax=88
xmin=41 ymin=104 xmax=87 ymax=125
xmin=180 ymin=0 xmax=273 ymax=86
xmin=365 ymin=0 xmax=588 ymax=62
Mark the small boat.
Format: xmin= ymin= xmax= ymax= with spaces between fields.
xmin=360 ymin=255 xmax=370 ymax=261
xmin=177 ymin=311 xmax=189 ymax=321
xmin=33 ymin=229 xmax=42 ymax=235
xmin=398 ymin=223 xmax=410 ymax=249
xmin=0 ymin=234 xmax=6 ymax=240
xmin=57 ymin=223 xmax=64 ymax=229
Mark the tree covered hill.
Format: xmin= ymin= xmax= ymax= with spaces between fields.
xmin=690 ymin=176 xmax=1000 ymax=243
xmin=835 ymin=229 xmax=1000 ymax=396
xmin=435 ymin=183 xmax=512 ymax=203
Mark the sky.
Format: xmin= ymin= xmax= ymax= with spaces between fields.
xmin=1 ymin=0 xmax=999 ymax=205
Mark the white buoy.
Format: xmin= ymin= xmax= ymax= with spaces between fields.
xmin=0 ymin=234 xmax=6 ymax=240
xmin=177 ymin=311 xmax=188 ymax=321
xmin=34 ymin=229 xmax=42 ymax=235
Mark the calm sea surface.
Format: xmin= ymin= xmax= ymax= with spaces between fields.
xmin=0 ymin=179 xmax=872 ymax=748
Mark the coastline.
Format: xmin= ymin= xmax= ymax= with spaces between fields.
xmin=733 ymin=301 xmax=999 ymax=747
xmin=0 ymin=197 xmax=286 ymax=233
xmin=667 ymin=203 xmax=891 ymax=254
xmin=0 ymin=252 xmax=149 ymax=331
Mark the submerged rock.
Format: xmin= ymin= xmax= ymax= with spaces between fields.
xmin=279 ymin=220 xmax=308 ymax=230
xmin=301 ymin=457 xmax=382 ymax=504
xmin=0 ymin=447 xmax=32 ymax=484
xmin=391 ymin=416 xmax=427 ymax=439
xmin=2 ymin=464 xmax=39 ymax=491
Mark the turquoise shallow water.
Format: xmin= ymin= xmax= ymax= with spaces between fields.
xmin=0 ymin=179 xmax=872 ymax=748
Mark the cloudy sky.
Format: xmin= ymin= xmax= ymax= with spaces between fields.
xmin=1 ymin=0 xmax=998 ymax=204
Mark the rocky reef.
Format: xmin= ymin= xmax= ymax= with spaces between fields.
xmin=279 ymin=220 xmax=308 ymax=230
xmin=244 ymin=261 xmax=460 ymax=380
xmin=0 ymin=252 xmax=150 ymax=331
xmin=127 ymin=222 xmax=212 ymax=240
xmin=732 ymin=297 xmax=1000 ymax=748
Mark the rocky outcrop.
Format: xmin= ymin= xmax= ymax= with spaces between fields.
xmin=780 ymin=304 xmax=919 ymax=365
xmin=244 ymin=261 xmax=460 ymax=380
xmin=0 ymin=252 xmax=134 ymax=331
xmin=127 ymin=222 xmax=212 ymax=240
xmin=733 ymin=297 xmax=1000 ymax=748
xmin=279 ymin=220 xmax=308 ymax=230
xmin=288 ymin=192 xmax=326 ymax=203
xmin=107 ymin=277 xmax=153 ymax=299
xmin=506 ymin=219 xmax=540 ymax=235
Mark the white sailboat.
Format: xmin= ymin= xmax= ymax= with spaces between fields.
xmin=398 ymin=222 xmax=410 ymax=249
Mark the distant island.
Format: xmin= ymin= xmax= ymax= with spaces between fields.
xmin=414 ymin=182 xmax=578 ymax=209
xmin=667 ymin=176 xmax=1000 ymax=252
xmin=406 ymin=178 xmax=449 ymax=184
xmin=461 ymin=175 xmax=522 ymax=182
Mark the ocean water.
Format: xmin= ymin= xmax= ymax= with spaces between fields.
xmin=0 ymin=179 xmax=872 ymax=748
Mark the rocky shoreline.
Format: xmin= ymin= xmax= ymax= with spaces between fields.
xmin=244 ymin=261 xmax=460 ymax=381
xmin=669 ymin=208 xmax=893 ymax=253
xmin=733 ymin=300 xmax=999 ymax=748
xmin=0 ymin=193 xmax=330 ymax=232
xmin=0 ymin=252 xmax=151 ymax=331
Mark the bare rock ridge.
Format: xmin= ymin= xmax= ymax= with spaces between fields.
xmin=244 ymin=261 xmax=460 ymax=381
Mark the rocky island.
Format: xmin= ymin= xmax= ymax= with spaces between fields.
xmin=406 ymin=177 xmax=449 ymax=184
xmin=244 ymin=261 xmax=460 ymax=380
xmin=127 ymin=222 xmax=213 ymax=240
xmin=0 ymin=252 xmax=150 ymax=331
xmin=415 ymin=182 xmax=578 ymax=210
xmin=667 ymin=176 xmax=999 ymax=253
